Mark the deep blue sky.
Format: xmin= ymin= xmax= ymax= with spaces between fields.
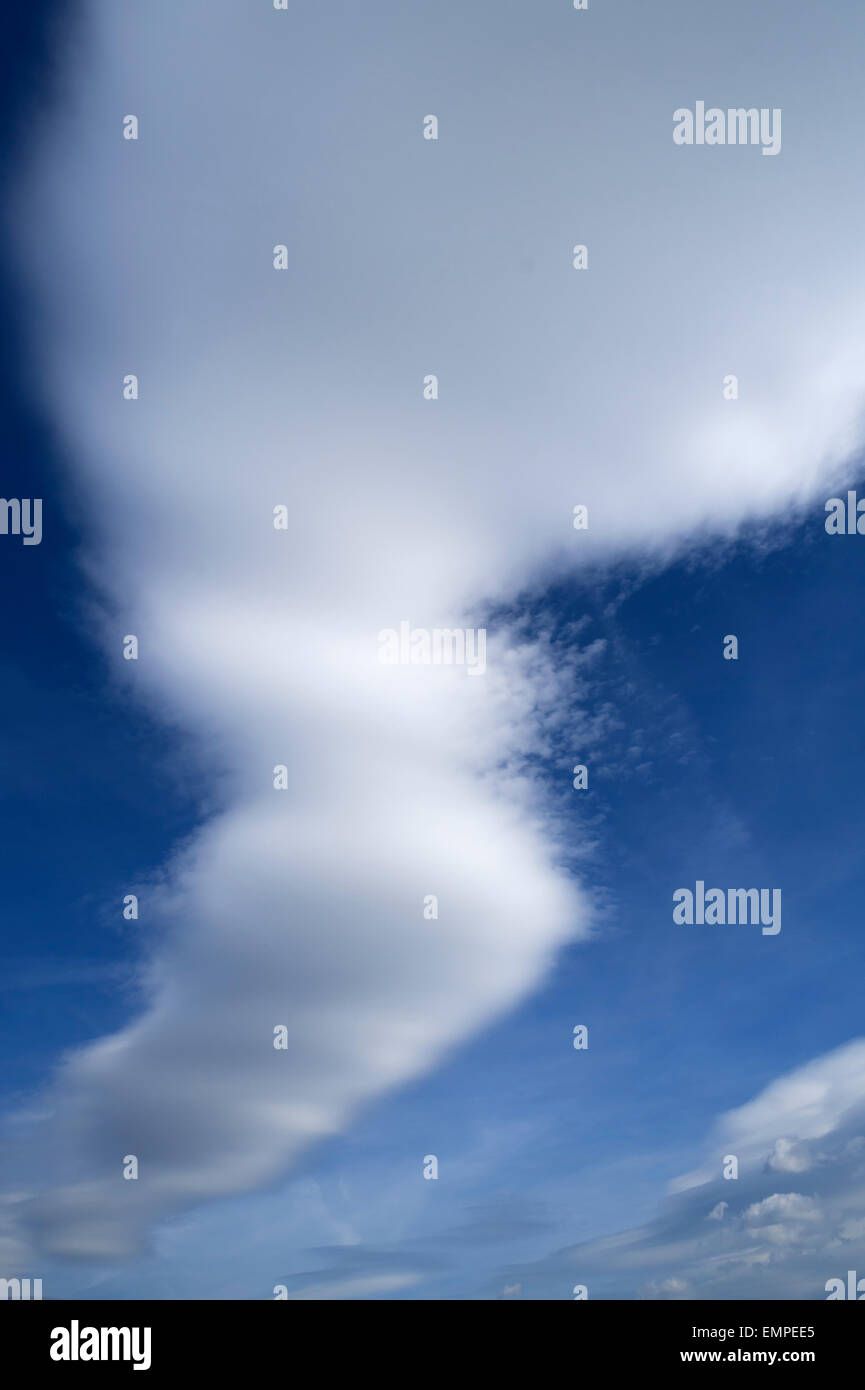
xmin=0 ymin=0 xmax=198 ymax=1099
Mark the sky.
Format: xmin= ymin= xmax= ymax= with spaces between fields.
xmin=2 ymin=0 xmax=865 ymax=1300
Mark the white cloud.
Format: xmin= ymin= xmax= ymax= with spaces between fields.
xmin=512 ymin=1040 xmax=865 ymax=1299
xmin=767 ymin=1138 xmax=814 ymax=1174
xmin=637 ymin=1276 xmax=691 ymax=1300
xmin=672 ymin=1040 xmax=865 ymax=1192
xmin=284 ymin=1272 xmax=421 ymax=1301
xmin=744 ymin=1194 xmax=822 ymax=1247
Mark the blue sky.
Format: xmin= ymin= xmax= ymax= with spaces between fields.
xmin=4 ymin=0 xmax=865 ymax=1300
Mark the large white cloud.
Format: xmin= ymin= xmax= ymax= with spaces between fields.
xmin=7 ymin=0 xmax=865 ymax=1255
